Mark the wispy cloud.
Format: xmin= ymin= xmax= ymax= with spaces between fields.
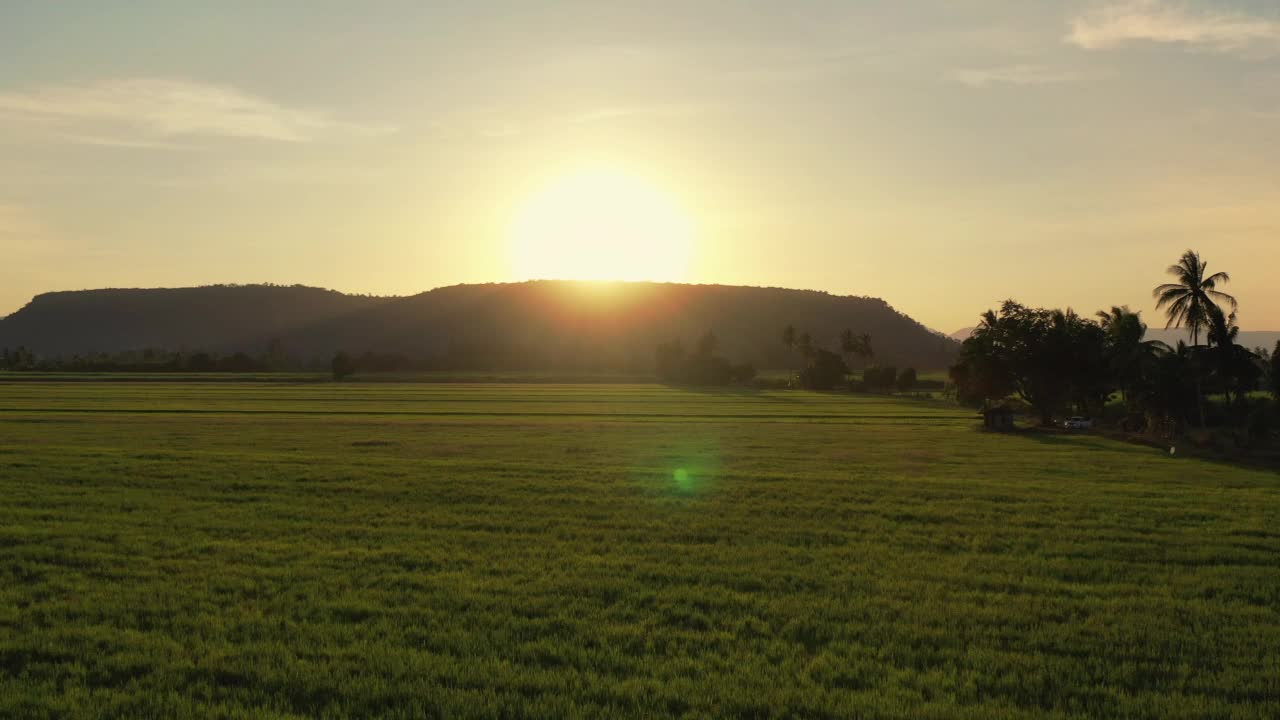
xmin=1068 ymin=0 xmax=1280 ymax=54
xmin=950 ymin=65 xmax=1081 ymax=89
xmin=0 ymin=78 xmax=393 ymax=145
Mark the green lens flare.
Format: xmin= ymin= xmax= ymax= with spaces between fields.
xmin=673 ymin=467 xmax=692 ymax=490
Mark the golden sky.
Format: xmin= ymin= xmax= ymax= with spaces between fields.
xmin=2 ymin=1 xmax=1279 ymax=332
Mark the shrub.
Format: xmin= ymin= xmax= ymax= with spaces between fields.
xmin=331 ymin=351 xmax=356 ymax=381
xmin=1247 ymin=403 xmax=1273 ymax=447
xmin=864 ymin=366 xmax=897 ymax=393
xmin=730 ymin=363 xmax=757 ymax=385
xmin=897 ymin=368 xmax=918 ymax=393
xmin=799 ymin=349 xmax=849 ymax=390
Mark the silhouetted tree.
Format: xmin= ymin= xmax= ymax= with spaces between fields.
xmin=951 ymin=301 xmax=1109 ymax=425
xmin=950 ymin=311 xmax=1015 ymax=408
xmin=331 ymin=351 xmax=356 ymax=381
xmin=1205 ymin=306 xmax=1259 ymax=407
xmin=797 ymin=331 xmax=813 ymax=359
xmin=654 ymin=333 xmax=749 ymax=386
xmin=730 ymin=363 xmax=757 ymax=385
xmin=9 ymin=346 xmax=35 ymax=370
xmin=840 ymin=328 xmax=874 ymax=368
xmin=863 ymin=366 xmax=897 ymax=393
xmin=782 ymin=325 xmax=796 ymax=353
xmin=188 ymin=352 xmax=217 ymax=372
xmin=798 ymin=349 xmax=849 ymax=391
xmin=265 ymin=337 xmax=289 ymax=371
xmin=219 ymin=352 xmax=257 ymax=372
xmin=897 ymin=367 xmax=917 ymax=392
xmin=1271 ymin=341 xmax=1280 ymax=400
xmin=1153 ymin=250 xmax=1237 ymax=347
xmin=1154 ymin=250 xmax=1236 ymax=425
xmin=1096 ymin=306 xmax=1165 ymax=409
xmin=1140 ymin=341 xmax=1198 ymax=434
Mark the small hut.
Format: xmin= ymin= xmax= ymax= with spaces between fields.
xmin=982 ymin=405 xmax=1015 ymax=432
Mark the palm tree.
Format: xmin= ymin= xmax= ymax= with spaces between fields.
xmin=1147 ymin=341 xmax=1197 ymax=435
xmin=1152 ymin=250 xmax=1237 ymax=347
xmin=839 ymin=328 xmax=874 ymax=367
xmin=839 ymin=328 xmax=854 ymax=357
xmin=1206 ymin=305 xmax=1250 ymax=406
xmin=797 ymin=332 xmax=813 ymax=358
xmin=1095 ymin=306 xmax=1164 ymax=407
xmin=1153 ymin=250 xmax=1237 ymax=426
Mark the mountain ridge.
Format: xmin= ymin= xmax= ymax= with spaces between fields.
xmin=0 ymin=281 xmax=960 ymax=370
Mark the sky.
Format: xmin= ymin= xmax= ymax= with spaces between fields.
xmin=2 ymin=0 xmax=1279 ymax=333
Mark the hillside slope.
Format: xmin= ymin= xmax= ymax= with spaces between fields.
xmin=0 ymin=281 xmax=959 ymax=369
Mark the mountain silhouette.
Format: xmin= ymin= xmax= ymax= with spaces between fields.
xmin=0 ymin=281 xmax=960 ymax=370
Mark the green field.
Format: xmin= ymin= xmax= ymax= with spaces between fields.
xmin=2 ymin=381 xmax=1278 ymax=718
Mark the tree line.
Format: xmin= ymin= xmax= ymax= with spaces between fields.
xmin=950 ymin=250 xmax=1280 ymax=440
xmin=0 ymin=344 xmax=418 ymax=375
xmin=654 ymin=332 xmax=758 ymax=386
xmin=651 ymin=324 xmax=930 ymax=394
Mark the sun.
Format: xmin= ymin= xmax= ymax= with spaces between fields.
xmin=507 ymin=167 xmax=695 ymax=283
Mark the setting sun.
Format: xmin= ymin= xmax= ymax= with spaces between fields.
xmin=507 ymin=167 xmax=695 ymax=283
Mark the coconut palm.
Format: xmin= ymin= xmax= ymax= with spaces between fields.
xmin=1095 ymin=306 xmax=1165 ymax=407
xmin=796 ymin=331 xmax=813 ymax=358
xmin=1152 ymin=250 xmax=1237 ymax=347
xmin=1205 ymin=305 xmax=1260 ymax=406
xmin=782 ymin=325 xmax=796 ymax=353
xmin=839 ymin=328 xmax=874 ymax=366
xmin=1145 ymin=340 xmax=1197 ymax=435
xmin=1153 ymin=250 xmax=1236 ymax=426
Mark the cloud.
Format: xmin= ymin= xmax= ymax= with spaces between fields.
xmin=0 ymin=78 xmax=392 ymax=145
xmin=950 ymin=65 xmax=1081 ymax=88
xmin=1068 ymin=0 xmax=1280 ymax=54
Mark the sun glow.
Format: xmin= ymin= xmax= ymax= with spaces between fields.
xmin=507 ymin=167 xmax=695 ymax=282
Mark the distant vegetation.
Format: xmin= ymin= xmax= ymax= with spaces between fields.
xmin=653 ymin=332 xmax=757 ymax=386
xmin=950 ymin=250 xmax=1279 ymax=450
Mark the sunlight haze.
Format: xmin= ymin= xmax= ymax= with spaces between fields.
xmin=507 ymin=166 xmax=695 ymax=282
xmin=3 ymin=1 xmax=1279 ymax=332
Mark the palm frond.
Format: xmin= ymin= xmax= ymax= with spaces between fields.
xmin=1206 ymin=288 xmax=1238 ymax=311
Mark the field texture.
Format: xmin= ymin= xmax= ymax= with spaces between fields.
xmin=1 ymin=381 xmax=1278 ymax=718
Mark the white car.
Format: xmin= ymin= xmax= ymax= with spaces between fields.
xmin=1063 ymin=416 xmax=1093 ymax=430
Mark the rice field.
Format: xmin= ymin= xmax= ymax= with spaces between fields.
xmin=1 ymin=380 xmax=1277 ymax=718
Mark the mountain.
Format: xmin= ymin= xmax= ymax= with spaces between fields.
xmin=0 ymin=281 xmax=960 ymax=369
xmin=0 ymin=285 xmax=394 ymax=358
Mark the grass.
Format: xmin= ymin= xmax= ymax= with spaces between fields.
xmin=1 ymin=382 xmax=1278 ymax=718
xmin=0 ymin=370 xmax=656 ymax=384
